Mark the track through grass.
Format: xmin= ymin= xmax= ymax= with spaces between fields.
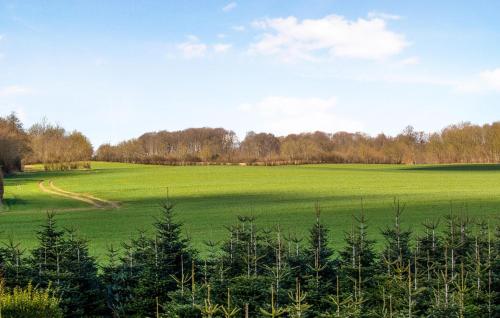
xmin=1 ymin=162 xmax=499 ymax=260
xmin=39 ymin=180 xmax=120 ymax=209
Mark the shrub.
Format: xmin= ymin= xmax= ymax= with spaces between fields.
xmin=0 ymin=280 xmax=63 ymax=318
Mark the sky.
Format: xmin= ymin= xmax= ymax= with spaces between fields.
xmin=0 ymin=0 xmax=500 ymax=147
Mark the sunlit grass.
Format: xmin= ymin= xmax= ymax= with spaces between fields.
xmin=2 ymin=162 xmax=499 ymax=260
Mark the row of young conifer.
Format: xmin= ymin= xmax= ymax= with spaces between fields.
xmin=0 ymin=200 xmax=498 ymax=317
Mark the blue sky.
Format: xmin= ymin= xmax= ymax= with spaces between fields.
xmin=1 ymin=0 xmax=499 ymax=147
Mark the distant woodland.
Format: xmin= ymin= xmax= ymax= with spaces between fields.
xmin=0 ymin=113 xmax=92 ymax=174
xmin=97 ymin=122 xmax=500 ymax=165
xmin=2 ymin=112 xmax=500 ymax=174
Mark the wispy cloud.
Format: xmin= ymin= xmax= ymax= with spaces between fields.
xmin=239 ymin=96 xmax=363 ymax=135
xmin=213 ymin=43 xmax=232 ymax=53
xmin=11 ymin=16 xmax=42 ymax=32
xmin=175 ymin=36 xmax=233 ymax=58
xmin=399 ymin=56 xmax=420 ymax=65
xmin=232 ymin=25 xmax=246 ymax=32
xmin=249 ymin=14 xmax=409 ymax=62
xmin=222 ymin=2 xmax=237 ymax=12
xmin=367 ymin=11 xmax=402 ymax=21
xmin=176 ymin=35 xmax=208 ymax=59
xmin=457 ymin=68 xmax=500 ymax=93
xmin=0 ymin=85 xmax=32 ymax=97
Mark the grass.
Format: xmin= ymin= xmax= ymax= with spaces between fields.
xmin=1 ymin=162 xmax=499 ymax=261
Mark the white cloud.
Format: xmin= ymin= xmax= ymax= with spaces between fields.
xmin=367 ymin=11 xmax=402 ymax=21
xmin=232 ymin=25 xmax=246 ymax=32
xmin=176 ymin=35 xmax=207 ymax=59
xmin=217 ymin=33 xmax=227 ymax=39
xmin=249 ymin=14 xmax=409 ymax=62
xmin=399 ymin=56 xmax=420 ymax=65
xmin=175 ymin=36 xmax=233 ymax=57
xmin=480 ymin=69 xmax=500 ymax=90
xmin=457 ymin=68 xmax=500 ymax=93
xmin=239 ymin=96 xmax=363 ymax=135
xmin=0 ymin=85 xmax=32 ymax=97
xmin=222 ymin=2 xmax=237 ymax=12
xmin=213 ymin=43 xmax=232 ymax=53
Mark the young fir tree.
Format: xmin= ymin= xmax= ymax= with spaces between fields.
xmin=286 ymin=232 xmax=308 ymax=282
xmin=259 ymin=285 xmax=287 ymax=317
xmin=220 ymin=215 xmax=273 ymax=279
xmin=201 ymin=239 xmax=221 ymax=286
xmin=489 ymin=224 xmax=500 ymax=317
xmin=216 ymin=216 xmax=274 ymax=316
xmin=115 ymin=229 xmax=155 ymax=316
xmin=220 ymin=288 xmax=240 ymax=318
xmin=28 ymin=213 xmax=103 ymax=317
xmin=100 ymin=244 xmax=127 ymax=317
xmin=337 ymin=207 xmax=377 ymax=317
xmin=304 ymin=203 xmax=336 ymax=315
xmin=164 ymin=258 xmax=205 ymax=317
xmin=120 ymin=199 xmax=197 ymax=317
xmin=413 ymin=219 xmax=442 ymax=314
xmin=380 ymin=199 xmax=412 ymax=270
xmin=459 ymin=220 xmax=493 ymax=316
xmin=155 ymin=200 xmax=198 ymax=311
xmin=1 ymin=238 xmax=29 ymax=288
xmin=378 ymin=200 xmax=420 ymax=316
xmin=62 ymin=228 xmax=103 ymax=315
xmin=287 ymin=277 xmax=311 ymax=317
xmin=416 ymin=219 xmax=442 ymax=282
xmin=263 ymin=224 xmax=294 ymax=310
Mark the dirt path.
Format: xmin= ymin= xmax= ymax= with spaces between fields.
xmin=38 ymin=180 xmax=120 ymax=209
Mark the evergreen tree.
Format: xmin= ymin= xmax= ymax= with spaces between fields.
xmin=28 ymin=213 xmax=102 ymax=317
xmin=304 ymin=203 xmax=336 ymax=315
xmin=380 ymin=199 xmax=412 ymax=270
xmin=117 ymin=199 xmax=198 ymax=317
xmin=491 ymin=224 xmax=500 ymax=316
xmin=62 ymin=228 xmax=103 ymax=315
xmin=153 ymin=199 xmax=196 ymax=295
xmin=0 ymin=199 xmax=496 ymax=317
xmin=338 ymin=208 xmax=377 ymax=317
xmin=1 ymin=238 xmax=29 ymax=288
xmin=101 ymin=245 xmax=127 ymax=317
xmin=119 ymin=229 xmax=156 ymax=315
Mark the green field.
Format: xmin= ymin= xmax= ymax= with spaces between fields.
xmin=1 ymin=162 xmax=499 ymax=261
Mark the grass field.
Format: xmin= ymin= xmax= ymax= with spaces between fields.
xmin=1 ymin=162 xmax=499 ymax=261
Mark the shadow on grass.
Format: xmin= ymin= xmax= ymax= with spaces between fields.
xmin=404 ymin=164 xmax=500 ymax=172
xmin=3 ymin=168 xmax=124 ymax=186
xmin=0 ymin=189 xmax=498 ymax=259
xmin=1 ymin=197 xmax=29 ymax=209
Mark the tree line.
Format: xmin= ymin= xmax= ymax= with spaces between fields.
xmin=3 ymin=112 xmax=500 ymax=171
xmin=95 ymin=123 xmax=500 ymax=165
xmin=0 ymin=113 xmax=93 ymax=174
xmin=0 ymin=200 xmax=498 ymax=317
